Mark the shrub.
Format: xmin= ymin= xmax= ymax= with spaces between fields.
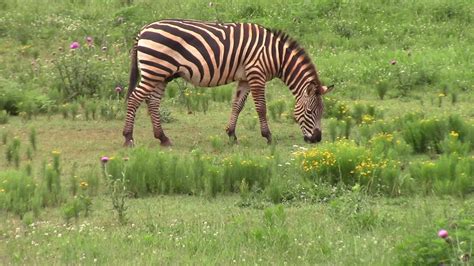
xmin=38 ymin=151 xmax=64 ymax=206
xmin=6 ymin=137 xmax=21 ymax=168
xmin=268 ymin=99 xmax=286 ymax=121
xmin=397 ymin=208 xmax=473 ymax=265
xmin=0 ymin=78 xmax=52 ymax=115
xmin=52 ymin=40 xmax=124 ymax=101
xmin=296 ymin=140 xmax=404 ymax=196
xmin=402 ymin=117 xmax=447 ymax=154
xmin=0 ymin=110 xmax=9 ymax=124
xmin=375 ymin=80 xmax=389 ymax=100
xmin=409 ymin=154 xmax=474 ymax=197
xmin=104 ymin=148 xmax=276 ymax=197
xmin=0 ymin=170 xmax=41 ymax=218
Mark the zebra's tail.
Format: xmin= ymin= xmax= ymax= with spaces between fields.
xmin=126 ymin=35 xmax=139 ymax=100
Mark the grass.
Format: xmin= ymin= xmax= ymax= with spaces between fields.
xmin=0 ymin=0 xmax=473 ymax=264
xmin=1 ymin=195 xmax=472 ymax=265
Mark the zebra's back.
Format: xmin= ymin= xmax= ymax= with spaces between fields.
xmin=136 ymin=19 xmax=274 ymax=87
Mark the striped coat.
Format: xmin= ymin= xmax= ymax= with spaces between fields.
xmin=123 ymin=19 xmax=333 ymax=147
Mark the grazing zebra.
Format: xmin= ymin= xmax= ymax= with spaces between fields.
xmin=123 ymin=19 xmax=333 ymax=147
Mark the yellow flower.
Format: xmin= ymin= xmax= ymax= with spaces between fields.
xmin=449 ymin=131 xmax=459 ymax=138
xmin=0 ymin=188 xmax=5 ymax=193
xmin=80 ymin=181 xmax=89 ymax=189
xmin=362 ymin=114 xmax=375 ymax=124
xmin=438 ymin=93 xmax=446 ymax=97
xmin=51 ymin=150 xmax=61 ymax=155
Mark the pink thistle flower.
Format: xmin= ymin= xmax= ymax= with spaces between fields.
xmin=100 ymin=156 xmax=109 ymax=164
xmin=438 ymin=229 xmax=448 ymax=239
xmin=70 ymin=42 xmax=80 ymax=49
xmin=115 ymin=86 xmax=123 ymax=93
xmin=86 ymin=36 xmax=93 ymax=46
xmin=390 ymin=59 xmax=397 ymax=65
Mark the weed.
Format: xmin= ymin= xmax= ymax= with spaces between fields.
xmin=375 ymin=80 xmax=389 ymax=100
xmin=6 ymin=137 xmax=21 ymax=168
xmin=0 ymin=110 xmax=8 ymax=124
xmin=268 ymin=99 xmax=286 ymax=121
xmin=29 ymin=127 xmax=37 ymax=151
xmin=0 ymin=170 xmax=40 ymax=218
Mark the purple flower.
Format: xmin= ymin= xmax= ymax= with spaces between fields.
xmin=70 ymin=42 xmax=80 ymax=49
xmin=86 ymin=36 xmax=93 ymax=46
xmin=101 ymin=156 xmax=109 ymax=164
xmin=390 ymin=59 xmax=397 ymax=65
xmin=438 ymin=229 xmax=448 ymax=239
xmin=115 ymin=86 xmax=123 ymax=93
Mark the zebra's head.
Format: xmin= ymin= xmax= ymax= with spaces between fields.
xmin=295 ymin=83 xmax=334 ymax=143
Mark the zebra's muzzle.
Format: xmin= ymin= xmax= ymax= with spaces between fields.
xmin=303 ymin=129 xmax=322 ymax=143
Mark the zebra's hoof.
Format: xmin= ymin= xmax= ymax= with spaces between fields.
xmin=229 ymin=137 xmax=239 ymax=145
xmin=160 ymin=139 xmax=172 ymax=147
xmin=123 ymin=139 xmax=134 ymax=148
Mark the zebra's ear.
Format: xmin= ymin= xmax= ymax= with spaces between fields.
xmin=320 ymin=85 xmax=335 ymax=95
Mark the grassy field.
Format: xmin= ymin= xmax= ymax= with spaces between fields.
xmin=1 ymin=0 xmax=473 ymax=265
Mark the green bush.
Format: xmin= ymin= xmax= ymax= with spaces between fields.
xmin=397 ymin=208 xmax=473 ymax=265
xmin=0 ymin=110 xmax=9 ymax=124
xmin=0 ymin=79 xmax=52 ymax=116
xmin=104 ymin=148 xmax=276 ymax=197
xmin=296 ymin=139 xmax=404 ymax=195
xmin=52 ymin=40 xmax=125 ymax=101
xmin=0 ymin=170 xmax=41 ymax=218
xmin=268 ymin=99 xmax=286 ymax=121
xmin=402 ymin=117 xmax=447 ymax=154
xmin=409 ymin=154 xmax=474 ymax=197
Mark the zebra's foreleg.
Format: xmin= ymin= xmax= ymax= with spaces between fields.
xmin=123 ymin=92 xmax=146 ymax=147
xmin=226 ymin=81 xmax=250 ymax=143
xmin=249 ymin=84 xmax=272 ymax=144
xmin=146 ymin=84 xmax=172 ymax=147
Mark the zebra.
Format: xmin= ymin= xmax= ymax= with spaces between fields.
xmin=123 ymin=19 xmax=334 ymax=147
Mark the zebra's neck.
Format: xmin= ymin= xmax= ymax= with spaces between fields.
xmin=275 ymin=38 xmax=320 ymax=100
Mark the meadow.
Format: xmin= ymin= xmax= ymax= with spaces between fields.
xmin=0 ymin=0 xmax=473 ymax=264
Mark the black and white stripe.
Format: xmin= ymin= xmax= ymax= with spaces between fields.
xmin=123 ymin=19 xmax=332 ymax=146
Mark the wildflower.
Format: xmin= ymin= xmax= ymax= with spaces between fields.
xmin=101 ymin=156 xmax=109 ymax=163
xmin=438 ymin=229 xmax=448 ymax=239
xmin=80 ymin=181 xmax=88 ymax=189
xmin=101 ymin=46 xmax=107 ymax=51
xmin=70 ymin=42 xmax=80 ymax=49
xmin=86 ymin=36 xmax=93 ymax=46
xmin=449 ymin=131 xmax=459 ymax=138
xmin=115 ymin=86 xmax=123 ymax=93
xmin=0 ymin=188 xmax=5 ymax=193
xmin=438 ymin=93 xmax=446 ymax=97
xmin=390 ymin=60 xmax=397 ymax=65
xmin=51 ymin=150 xmax=61 ymax=155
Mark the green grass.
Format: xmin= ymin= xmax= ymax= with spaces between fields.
xmin=0 ymin=0 xmax=473 ymax=264
xmin=1 ymin=195 xmax=472 ymax=265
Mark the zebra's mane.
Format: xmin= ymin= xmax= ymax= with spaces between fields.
xmin=269 ymin=29 xmax=306 ymax=55
xmin=268 ymin=28 xmax=320 ymax=86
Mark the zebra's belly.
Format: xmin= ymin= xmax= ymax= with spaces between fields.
xmin=179 ymin=65 xmax=247 ymax=88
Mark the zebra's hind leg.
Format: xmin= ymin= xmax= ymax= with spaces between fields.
xmin=146 ymin=82 xmax=172 ymax=147
xmin=248 ymin=82 xmax=272 ymax=144
xmin=226 ymin=81 xmax=250 ymax=143
xmin=123 ymin=91 xmax=147 ymax=147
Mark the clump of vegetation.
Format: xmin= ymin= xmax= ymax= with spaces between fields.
xmin=0 ymin=110 xmax=8 ymax=124
xmin=409 ymin=154 xmax=474 ymax=197
xmin=397 ymin=207 xmax=473 ymax=265
xmin=0 ymin=170 xmax=41 ymax=218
